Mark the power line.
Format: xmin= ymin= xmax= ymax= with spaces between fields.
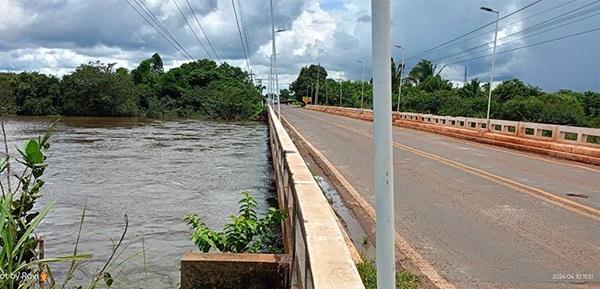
xmin=231 ymin=0 xmax=251 ymax=72
xmin=437 ymin=11 xmax=599 ymax=64
xmin=451 ymin=0 xmax=582 ymax=51
xmin=184 ymin=0 xmax=222 ymax=63
xmin=172 ymin=0 xmax=210 ymax=60
xmin=126 ymin=0 xmax=192 ymax=60
xmin=434 ymin=2 xmax=600 ymax=63
xmin=407 ymin=0 xmax=543 ymax=61
xmin=133 ymin=0 xmax=194 ymax=59
xmin=131 ymin=0 xmax=195 ymax=60
xmin=444 ymin=27 xmax=600 ymax=66
xmin=237 ymin=0 xmax=253 ymax=61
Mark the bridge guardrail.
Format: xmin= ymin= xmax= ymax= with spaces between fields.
xmin=393 ymin=111 xmax=600 ymax=148
xmin=268 ymin=106 xmax=365 ymax=289
xmin=306 ymin=105 xmax=600 ymax=165
xmin=307 ymin=105 xmax=600 ymax=147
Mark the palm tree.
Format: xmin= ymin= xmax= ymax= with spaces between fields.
xmin=391 ymin=57 xmax=407 ymax=92
xmin=460 ymin=78 xmax=482 ymax=98
xmin=408 ymin=59 xmax=435 ymax=85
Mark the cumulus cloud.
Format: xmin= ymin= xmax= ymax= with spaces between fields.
xmin=0 ymin=0 xmax=32 ymax=33
xmin=0 ymin=0 xmax=597 ymax=91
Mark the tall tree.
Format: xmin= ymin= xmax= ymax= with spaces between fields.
xmin=61 ymin=61 xmax=139 ymax=116
xmin=0 ymin=73 xmax=17 ymax=115
xmin=492 ymin=78 xmax=542 ymax=101
xmin=12 ymin=72 xmax=61 ymax=115
xmin=289 ymin=64 xmax=327 ymax=102
xmin=408 ymin=59 xmax=435 ymax=84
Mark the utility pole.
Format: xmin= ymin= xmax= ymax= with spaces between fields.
xmin=464 ymin=66 xmax=468 ymax=85
xmin=357 ymin=60 xmax=365 ymax=109
xmin=393 ymin=45 xmax=405 ymax=112
xmin=397 ymin=56 xmax=404 ymax=112
xmin=306 ymin=86 xmax=309 ymax=101
xmin=315 ymin=63 xmax=320 ymax=105
xmin=339 ymin=79 xmax=343 ymax=107
xmin=269 ymin=0 xmax=280 ymax=118
xmin=268 ymin=55 xmax=273 ymax=104
xmin=481 ymin=6 xmax=499 ymax=130
xmin=325 ymin=79 xmax=328 ymax=105
xmin=372 ymin=0 xmax=395 ymax=288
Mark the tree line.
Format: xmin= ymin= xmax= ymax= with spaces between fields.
xmin=289 ymin=60 xmax=600 ymax=128
xmin=0 ymin=54 xmax=264 ymax=121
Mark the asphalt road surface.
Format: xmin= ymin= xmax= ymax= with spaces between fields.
xmin=281 ymin=105 xmax=599 ymax=289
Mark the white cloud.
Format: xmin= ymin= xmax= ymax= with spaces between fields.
xmin=0 ymin=0 xmax=32 ymax=32
xmin=0 ymin=0 xmax=597 ymax=91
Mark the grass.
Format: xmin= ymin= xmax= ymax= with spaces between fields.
xmin=356 ymin=259 xmax=420 ymax=289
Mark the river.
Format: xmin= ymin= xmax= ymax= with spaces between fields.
xmin=1 ymin=116 xmax=275 ymax=288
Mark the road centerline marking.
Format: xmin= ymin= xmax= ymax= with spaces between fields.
xmin=309 ymin=107 xmax=600 ymax=173
xmin=292 ymin=108 xmax=600 ymax=221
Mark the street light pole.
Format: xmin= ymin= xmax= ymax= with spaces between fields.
xmin=357 ymin=60 xmax=366 ymax=109
xmin=272 ymin=55 xmax=276 ymax=106
xmin=316 ymin=62 xmax=320 ymax=105
xmin=482 ymin=6 xmax=499 ymax=130
xmin=269 ymin=0 xmax=281 ymax=119
xmin=393 ymin=45 xmax=405 ymax=112
xmin=372 ymin=0 xmax=395 ymax=288
xmin=339 ymin=79 xmax=343 ymax=107
xmin=325 ymin=79 xmax=328 ymax=105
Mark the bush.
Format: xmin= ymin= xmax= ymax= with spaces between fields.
xmin=185 ymin=192 xmax=285 ymax=253
xmin=61 ymin=62 xmax=139 ymax=116
xmin=356 ymin=259 xmax=420 ymax=289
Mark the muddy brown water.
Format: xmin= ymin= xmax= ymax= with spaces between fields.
xmin=1 ymin=116 xmax=276 ymax=288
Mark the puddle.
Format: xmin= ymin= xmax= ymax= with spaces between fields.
xmin=314 ymin=175 xmax=375 ymax=260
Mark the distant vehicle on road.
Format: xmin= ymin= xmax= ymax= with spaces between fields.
xmin=301 ymin=96 xmax=312 ymax=107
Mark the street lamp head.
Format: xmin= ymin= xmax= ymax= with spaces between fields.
xmin=275 ymin=28 xmax=287 ymax=33
xmin=393 ymin=45 xmax=404 ymax=50
xmin=356 ymin=60 xmax=363 ymax=64
xmin=480 ymin=6 xmax=498 ymax=13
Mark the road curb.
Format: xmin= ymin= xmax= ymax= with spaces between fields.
xmin=280 ymin=114 xmax=458 ymax=289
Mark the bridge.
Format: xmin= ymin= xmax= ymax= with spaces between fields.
xmin=277 ymin=105 xmax=599 ymax=289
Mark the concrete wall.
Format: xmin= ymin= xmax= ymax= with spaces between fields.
xmin=307 ymin=105 xmax=600 ymax=165
xmin=180 ymin=252 xmax=290 ymax=289
xmin=268 ymin=106 xmax=365 ymax=289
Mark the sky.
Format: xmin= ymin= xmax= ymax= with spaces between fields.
xmin=0 ymin=0 xmax=599 ymax=92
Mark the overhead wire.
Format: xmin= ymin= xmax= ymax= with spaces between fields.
xmin=443 ymin=27 xmax=600 ymax=66
xmin=184 ymin=0 xmax=222 ymax=63
xmin=406 ymin=0 xmax=543 ymax=61
xmin=172 ymin=0 xmax=211 ymax=60
xmin=231 ymin=0 xmax=251 ymax=73
xmin=126 ymin=0 xmax=190 ymax=59
xmin=131 ymin=0 xmax=195 ymax=60
xmin=435 ymin=11 xmax=599 ymax=64
xmin=447 ymin=0 xmax=583 ymax=52
xmin=433 ymin=2 xmax=600 ymax=64
xmin=237 ymin=0 xmax=253 ymax=61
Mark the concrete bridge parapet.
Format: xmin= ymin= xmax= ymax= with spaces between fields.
xmin=268 ymin=105 xmax=365 ymax=289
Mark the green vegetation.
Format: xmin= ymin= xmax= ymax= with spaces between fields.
xmin=356 ymin=259 xmax=420 ymax=289
xmin=0 ymin=54 xmax=263 ymax=121
xmin=185 ymin=192 xmax=285 ymax=253
xmin=289 ymin=60 xmax=600 ymax=128
xmin=1 ymin=121 xmax=131 ymax=288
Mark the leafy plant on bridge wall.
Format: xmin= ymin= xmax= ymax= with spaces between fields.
xmin=185 ymin=192 xmax=286 ymax=253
